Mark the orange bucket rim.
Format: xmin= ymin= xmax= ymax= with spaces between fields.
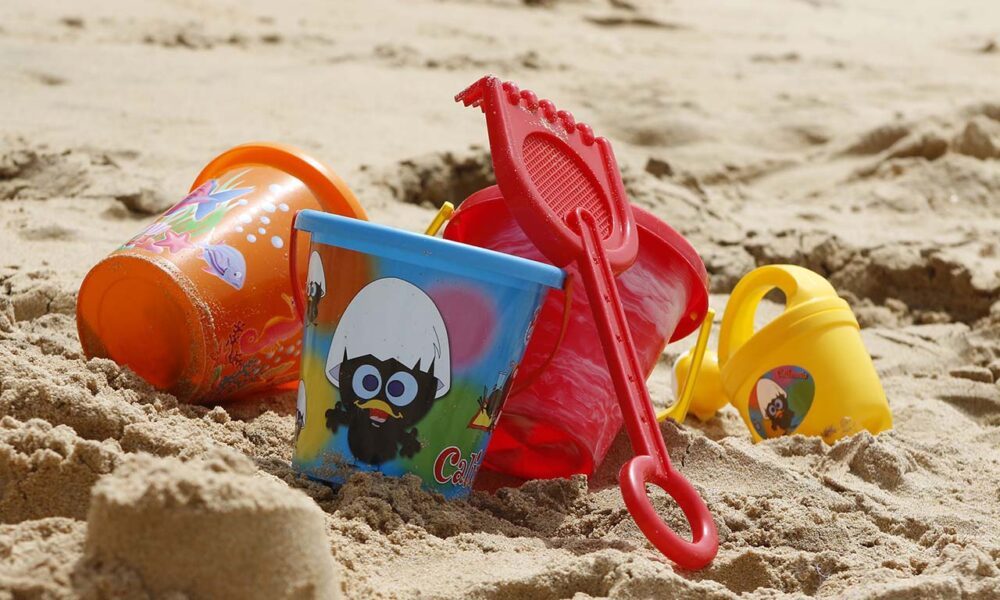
xmin=191 ymin=142 xmax=368 ymax=221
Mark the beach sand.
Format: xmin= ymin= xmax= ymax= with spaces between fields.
xmin=1 ymin=0 xmax=999 ymax=597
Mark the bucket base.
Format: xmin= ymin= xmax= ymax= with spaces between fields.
xmin=77 ymin=254 xmax=209 ymax=397
xmin=484 ymin=413 xmax=591 ymax=480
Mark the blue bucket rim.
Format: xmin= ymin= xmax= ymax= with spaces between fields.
xmin=294 ymin=210 xmax=565 ymax=290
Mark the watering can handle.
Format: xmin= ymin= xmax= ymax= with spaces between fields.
xmin=657 ymin=308 xmax=714 ymax=424
xmin=717 ymin=265 xmax=837 ymax=366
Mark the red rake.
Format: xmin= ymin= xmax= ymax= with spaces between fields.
xmin=457 ymin=76 xmax=718 ymax=570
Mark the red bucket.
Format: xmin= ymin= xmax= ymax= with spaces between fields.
xmin=443 ymin=186 xmax=709 ymax=479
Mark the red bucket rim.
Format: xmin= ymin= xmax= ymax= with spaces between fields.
xmin=452 ymin=185 xmax=710 ymax=342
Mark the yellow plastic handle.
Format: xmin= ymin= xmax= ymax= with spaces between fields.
xmin=657 ymin=308 xmax=715 ymax=423
xmin=424 ymin=202 xmax=455 ymax=236
xmin=717 ymin=265 xmax=837 ymax=367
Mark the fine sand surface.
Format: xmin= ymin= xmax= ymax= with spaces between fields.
xmin=2 ymin=0 xmax=999 ymax=598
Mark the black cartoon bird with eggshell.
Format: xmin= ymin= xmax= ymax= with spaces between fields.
xmin=324 ymin=278 xmax=451 ymax=465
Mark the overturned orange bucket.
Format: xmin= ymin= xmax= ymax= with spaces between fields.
xmin=77 ymin=143 xmax=366 ymax=402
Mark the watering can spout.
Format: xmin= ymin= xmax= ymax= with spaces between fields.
xmin=671 ymin=347 xmax=729 ymax=422
xmin=658 ymin=309 xmax=726 ymax=423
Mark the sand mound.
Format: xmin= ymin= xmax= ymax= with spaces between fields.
xmin=366 ymin=147 xmax=494 ymax=209
xmin=0 ymin=416 xmax=120 ymax=522
xmin=0 ymin=137 xmax=89 ymax=201
xmin=952 ymin=116 xmax=1000 ymax=160
xmin=0 ymin=518 xmax=86 ymax=597
xmin=80 ymin=450 xmax=339 ymax=599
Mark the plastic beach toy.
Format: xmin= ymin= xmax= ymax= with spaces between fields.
xmin=424 ymin=202 xmax=454 ymax=236
xmin=670 ymin=348 xmax=729 ymax=423
xmin=289 ymin=210 xmax=564 ymax=499
xmin=662 ymin=309 xmax=718 ymax=424
xmin=444 ymin=186 xmax=709 ymax=479
xmin=76 ymin=143 xmax=366 ymax=402
xmin=662 ymin=265 xmax=892 ymax=444
xmin=457 ymin=75 xmax=718 ymax=570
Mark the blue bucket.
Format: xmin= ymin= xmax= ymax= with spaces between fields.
xmin=290 ymin=210 xmax=564 ymax=498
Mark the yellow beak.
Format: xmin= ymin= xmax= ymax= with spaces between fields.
xmin=355 ymin=399 xmax=402 ymax=419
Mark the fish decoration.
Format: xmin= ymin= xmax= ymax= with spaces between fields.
xmin=200 ymin=243 xmax=247 ymax=290
xmin=166 ymin=179 xmax=253 ymax=221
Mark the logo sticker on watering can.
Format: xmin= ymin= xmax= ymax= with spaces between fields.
xmin=292 ymin=210 xmax=563 ymax=499
xmin=748 ymin=365 xmax=815 ymax=439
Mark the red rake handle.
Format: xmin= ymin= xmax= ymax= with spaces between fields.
xmin=574 ymin=208 xmax=718 ymax=570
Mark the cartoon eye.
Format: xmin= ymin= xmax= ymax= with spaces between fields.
xmin=766 ymin=397 xmax=785 ymax=417
xmin=352 ymin=365 xmax=381 ymax=400
xmin=385 ymin=372 xmax=418 ymax=407
xmin=233 ymin=271 xmax=242 ymax=279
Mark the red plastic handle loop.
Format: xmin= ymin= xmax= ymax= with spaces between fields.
xmin=288 ymin=210 xmax=306 ymax=323
xmin=509 ymin=272 xmax=575 ymax=397
xmin=620 ymin=455 xmax=719 ymax=570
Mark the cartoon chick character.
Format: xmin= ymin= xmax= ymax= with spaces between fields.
xmin=756 ymin=378 xmax=794 ymax=435
xmin=325 ymin=278 xmax=451 ymax=465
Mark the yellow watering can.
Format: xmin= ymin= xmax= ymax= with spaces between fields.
xmin=659 ymin=265 xmax=892 ymax=444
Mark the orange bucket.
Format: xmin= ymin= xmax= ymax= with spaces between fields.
xmin=77 ymin=143 xmax=366 ymax=402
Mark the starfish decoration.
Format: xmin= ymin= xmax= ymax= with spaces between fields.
xmin=154 ymin=230 xmax=193 ymax=254
xmin=143 ymin=221 xmax=170 ymax=238
xmin=131 ymin=236 xmax=163 ymax=254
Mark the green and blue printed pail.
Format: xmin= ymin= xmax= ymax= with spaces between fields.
xmin=291 ymin=210 xmax=563 ymax=498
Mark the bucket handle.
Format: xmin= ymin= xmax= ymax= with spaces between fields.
xmin=508 ymin=273 xmax=575 ymax=397
xmin=289 ymin=210 xmax=308 ymax=323
xmin=657 ymin=308 xmax=714 ymax=424
xmin=424 ymin=202 xmax=455 ymax=236
xmin=717 ymin=265 xmax=836 ymax=366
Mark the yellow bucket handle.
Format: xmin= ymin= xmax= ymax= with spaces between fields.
xmin=657 ymin=308 xmax=715 ymax=423
xmin=424 ymin=202 xmax=455 ymax=236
